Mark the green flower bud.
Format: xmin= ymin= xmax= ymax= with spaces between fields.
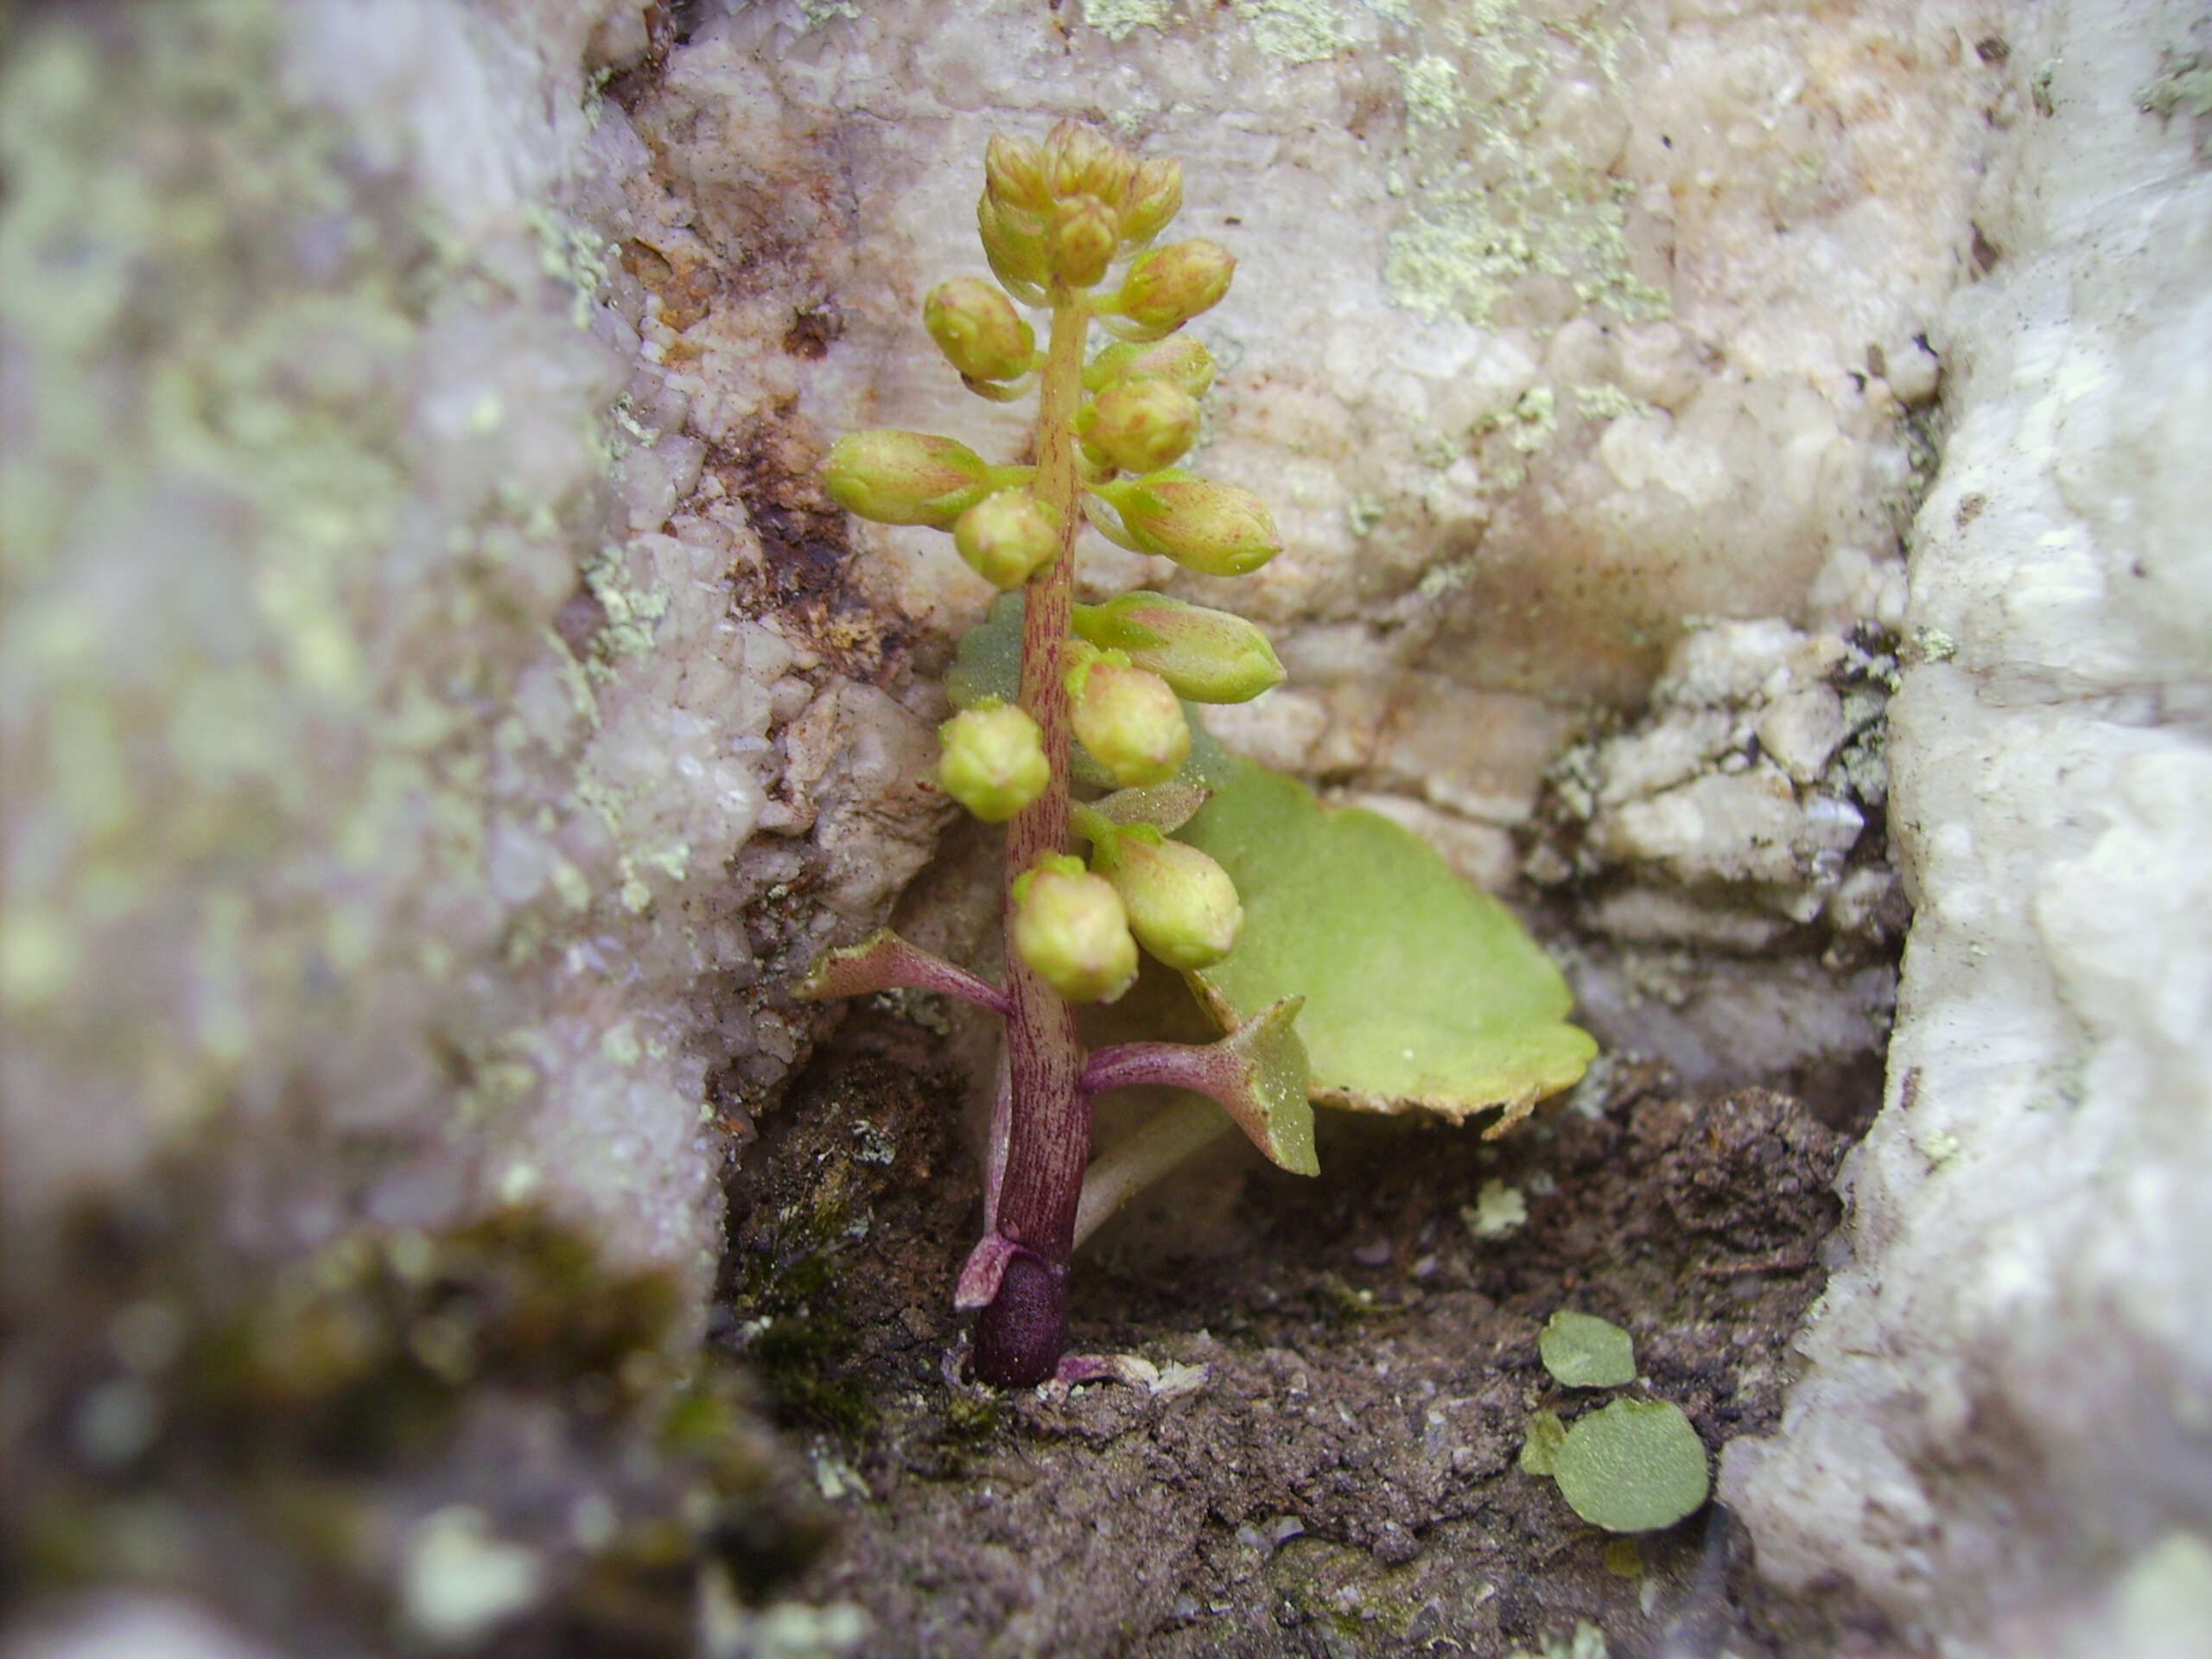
xmin=977 ymin=192 xmax=1051 ymax=296
xmin=1092 ymin=827 xmax=1243 ymax=970
xmin=824 ymin=429 xmax=996 ymax=529
xmin=1080 ymin=379 xmax=1200 ymax=474
xmin=938 ymin=699 xmax=1049 ymax=823
xmin=1045 ymin=121 xmax=1135 ymax=211
xmin=1071 ymin=591 xmax=1285 ymax=702
xmin=984 ymin=133 xmax=1052 ymax=213
xmin=925 ymin=277 xmax=1035 ymax=384
xmin=1085 ymin=334 xmax=1216 ymax=399
xmin=1012 ymin=854 xmax=1138 ymax=1003
xmin=1093 ymin=474 xmax=1283 ymax=577
xmin=1119 ymin=156 xmax=1183 ymax=248
xmin=1068 ymin=652 xmax=1189 ymax=786
xmin=954 ymin=489 xmax=1061 ymax=588
xmin=1050 ymin=194 xmax=1119 ymax=289
xmin=1116 ymin=238 xmax=1236 ymax=333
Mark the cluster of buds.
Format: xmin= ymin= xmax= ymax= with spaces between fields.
xmin=977 ymin=123 xmax=1188 ymax=303
xmin=1011 ymin=806 xmax=1248 ymax=1004
xmin=818 ymin=123 xmax=1294 ymax=1010
xmin=807 ymin=126 xmax=1307 ymax=1389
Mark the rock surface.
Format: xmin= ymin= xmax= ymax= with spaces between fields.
xmin=1732 ymin=3 xmax=2212 ymax=1653
xmin=12 ymin=0 xmax=2208 ymax=1655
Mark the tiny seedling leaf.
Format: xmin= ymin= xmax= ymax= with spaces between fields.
xmin=1552 ymin=1399 xmax=1711 ymax=1533
xmin=1519 ymin=1408 xmax=1567 ymax=1477
xmin=1178 ymin=759 xmax=1596 ymax=1128
xmin=1539 ymin=1310 xmax=1637 ymax=1389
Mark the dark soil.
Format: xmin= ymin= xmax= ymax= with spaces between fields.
xmin=719 ymin=1010 xmax=1859 ymax=1659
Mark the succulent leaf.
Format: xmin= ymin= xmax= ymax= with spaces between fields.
xmin=1178 ymin=759 xmax=1596 ymax=1128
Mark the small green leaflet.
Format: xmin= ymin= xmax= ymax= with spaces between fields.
xmin=1552 ymin=1400 xmax=1711 ymax=1533
xmin=1178 ymin=759 xmax=1594 ymax=1131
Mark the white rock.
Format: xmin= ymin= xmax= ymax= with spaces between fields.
xmin=1734 ymin=4 xmax=2212 ymax=1650
xmin=1592 ymin=769 xmax=1859 ymax=895
xmin=1758 ymin=684 xmax=1848 ymax=785
xmin=1592 ymin=710 xmax=1738 ymax=807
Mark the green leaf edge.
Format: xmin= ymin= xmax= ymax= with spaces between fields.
xmin=1178 ymin=756 xmax=1597 ymax=1131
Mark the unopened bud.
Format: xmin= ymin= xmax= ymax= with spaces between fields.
xmin=984 ymin=133 xmax=1052 ymax=213
xmin=1085 ymin=334 xmax=1216 ymax=399
xmin=925 ymin=277 xmax=1035 ymax=384
xmin=824 ymin=429 xmax=996 ymax=529
xmin=1045 ymin=121 xmax=1135 ymax=210
xmin=1128 ymin=333 xmax=1216 ymax=397
xmin=1013 ymin=854 xmax=1138 ymax=1003
xmin=1050 ymin=194 xmax=1119 ymax=289
xmin=1116 ymin=238 xmax=1236 ymax=333
xmin=1095 ymin=473 xmax=1282 ymax=578
xmin=1068 ymin=652 xmax=1190 ymax=786
xmin=1093 ymin=828 xmax=1243 ymax=970
xmin=1119 ymin=157 xmax=1183 ymax=247
xmin=938 ymin=699 xmax=1049 ymax=823
xmin=977 ymin=192 xmax=1051 ymax=295
xmin=1071 ymin=590 xmax=1285 ymax=703
xmin=955 ymin=489 xmax=1061 ymax=588
xmin=1080 ymin=379 xmax=1200 ymax=474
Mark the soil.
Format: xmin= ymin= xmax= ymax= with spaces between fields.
xmin=719 ymin=1001 xmax=1873 ymax=1659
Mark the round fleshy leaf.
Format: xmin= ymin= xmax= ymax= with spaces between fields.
xmin=1179 ymin=758 xmax=1595 ymax=1128
xmin=1539 ymin=1310 xmax=1637 ymax=1389
xmin=1552 ymin=1401 xmax=1711 ymax=1534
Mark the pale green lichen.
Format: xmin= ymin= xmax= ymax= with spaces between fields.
xmin=1376 ymin=3 xmax=1669 ymax=330
xmin=581 ymin=541 xmax=674 ymax=671
xmin=1393 ymin=54 xmax=1462 ymax=129
xmin=1507 ymin=1620 xmax=1608 ymax=1659
xmin=1234 ymin=0 xmax=1349 ymax=66
xmin=1085 ymin=0 xmax=1176 ymax=44
xmin=1463 ymin=385 xmax=1559 ymax=491
xmin=0 ymin=0 xmax=723 ymax=1247
xmin=2137 ymin=48 xmax=2212 ymax=159
xmin=1573 ymin=384 xmax=1662 ymax=423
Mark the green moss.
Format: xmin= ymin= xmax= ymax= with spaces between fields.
xmin=725 ymin=1185 xmax=880 ymax=1437
xmin=941 ymin=1389 xmax=1008 ymax=1442
xmin=7 ymin=1161 xmax=824 ymax=1632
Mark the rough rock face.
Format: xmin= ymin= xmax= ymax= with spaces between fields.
xmin=742 ymin=0 xmax=1996 ymax=738
xmin=1731 ymin=3 xmax=2212 ymax=1652
xmin=1 ymin=4 xmax=922 ymax=1649
xmin=628 ymin=0 xmax=1999 ymax=1117
xmin=18 ymin=0 xmax=2204 ymax=1654
xmin=0 ymin=0 xmax=947 ymax=1318
xmin=4 ymin=0 xmax=2002 ymax=1351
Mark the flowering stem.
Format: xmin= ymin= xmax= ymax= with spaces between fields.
xmin=972 ymin=289 xmax=1094 ymax=1387
xmin=815 ymin=126 xmax=1285 ymax=1389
